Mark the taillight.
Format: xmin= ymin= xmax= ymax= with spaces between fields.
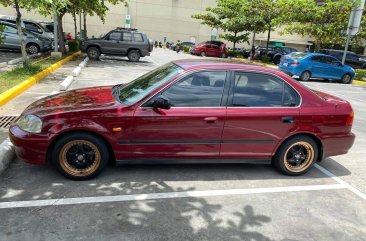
xmin=346 ymin=111 xmax=354 ymax=126
xmin=290 ymin=62 xmax=300 ymax=66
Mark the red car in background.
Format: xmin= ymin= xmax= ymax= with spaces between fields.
xmin=190 ymin=41 xmax=228 ymax=58
xmin=9 ymin=60 xmax=355 ymax=180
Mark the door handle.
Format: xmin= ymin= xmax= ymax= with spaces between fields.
xmin=204 ymin=117 xmax=218 ymax=123
xmin=282 ymin=116 xmax=294 ymax=123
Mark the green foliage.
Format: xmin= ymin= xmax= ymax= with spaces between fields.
xmin=279 ymin=0 xmax=354 ymax=51
xmin=228 ymin=50 xmax=242 ymax=58
xmin=355 ymin=69 xmax=366 ymax=81
xmin=260 ymin=55 xmax=271 ymax=63
xmin=192 ymin=0 xmax=252 ymax=48
xmin=183 ymin=46 xmax=190 ymax=53
xmin=67 ymin=40 xmax=80 ymax=52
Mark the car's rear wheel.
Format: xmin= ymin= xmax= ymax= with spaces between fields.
xmin=299 ymin=71 xmax=311 ymax=81
xmin=51 ymin=133 xmax=109 ymax=180
xmin=128 ymin=50 xmax=141 ymax=62
xmin=341 ymin=73 xmax=352 ymax=84
xmin=87 ymin=47 xmax=101 ymax=60
xmin=26 ymin=43 xmax=40 ymax=55
xmin=221 ymin=53 xmax=227 ymax=58
xmin=200 ymin=52 xmax=206 ymax=57
xmin=273 ymin=136 xmax=318 ymax=176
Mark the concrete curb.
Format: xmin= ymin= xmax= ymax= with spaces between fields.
xmin=59 ymin=56 xmax=88 ymax=91
xmin=59 ymin=76 xmax=74 ymax=91
xmin=0 ymin=51 xmax=81 ymax=107
xmin=0 ymin=139 xmax=15 ymax=176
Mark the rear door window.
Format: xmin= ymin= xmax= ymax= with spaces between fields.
xmin=230 ymin=72 xmax=299 ymax=107
xmin=133 ymin=33 xmax=144 ymax=42
xmin=122 ymin=32 xmax=132 ymax=41
xmin=108 ymin=32 xmax=122 ymax=41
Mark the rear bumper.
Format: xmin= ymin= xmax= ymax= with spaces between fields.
xmin=322 ymin=132 xmax=355 ymax=157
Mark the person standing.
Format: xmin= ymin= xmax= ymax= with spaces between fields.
xmin=176 ymin=40 xmax=181 ymax=53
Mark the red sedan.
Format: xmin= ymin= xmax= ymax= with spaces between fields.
xmin=9 ymin=60 xmax=355 ymax=180
xmin=190 ymin=41 xmax=228 ymax=58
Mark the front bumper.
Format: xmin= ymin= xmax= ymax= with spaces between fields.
xmin=9 ymin=125 xmax=50 ymax=165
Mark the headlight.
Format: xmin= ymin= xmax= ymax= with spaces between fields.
xmin=17 ymin=115 xmax=42 ymax=133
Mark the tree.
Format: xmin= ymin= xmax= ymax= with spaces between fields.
xmin=192 ymin=0 xmax=253 ymax=49
xmin=279 ymin=0 xmax=355 ymax=51
xmin=0 ymin=0 xmax=36 ymax=65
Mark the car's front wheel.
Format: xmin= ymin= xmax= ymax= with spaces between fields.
xmin=273 ymin=56 xmax=281 ymax=65
xmin=299 ymin=71 xmax=311 ymax=81
xmin=200 ymin=52 xmax=206 ymax=57
xmin=87 ymin=47 xmax=101 ymax=60
xmin=341 ymin=73 xmax=352 ymax=84
xmin=26 ymin=43 xmax=40 ymax=55
xmin=128 ymin=50 xmax=141 ymax=62
xmin=51 ymin=132 xmax=109 ymax=180
xmin=273 ymin=135 xmax=318 ymax=176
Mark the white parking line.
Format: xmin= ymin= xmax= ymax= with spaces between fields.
xmin=315 ymin=164 xmax=366 ymax=201
xmin=0 ymin=184 xmax=346 ymax=209
xmin=145 ymin=56 xmax=160 ymax=67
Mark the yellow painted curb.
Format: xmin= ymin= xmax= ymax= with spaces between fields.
xmin=0 ymin=51 xmax=81 ymax=107
xmin=353 ymin=80 xmax=366 ymax=86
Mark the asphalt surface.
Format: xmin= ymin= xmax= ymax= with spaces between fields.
xmin=0 ymin=48 xmax=365 ymax=241
xmin=0 ymin=50 xmax=21 ymax=64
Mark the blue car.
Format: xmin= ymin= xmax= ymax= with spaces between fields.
xmin=279 ymin=52 xmax=355 ymax=84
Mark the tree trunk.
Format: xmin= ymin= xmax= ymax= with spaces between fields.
xmin=83 ymin=11 xmax=87 ymax=39
xmin=233 ymin=32 xmax=237 ymax=49
xmin=266 ymin=25 xmax=272 ymax=55
xmin=14 ymin=1 xmax=28 ymax=65
xmin=72 ymin=10 xmax=77 ymax=40
xmin=57 ymin=13 xmax=67 ymax=55
xmin=250 ymin=31 xmax=256 ymax=60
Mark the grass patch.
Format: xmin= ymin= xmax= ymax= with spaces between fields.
xmin=0 ymin=58 xmax=58 ymax=94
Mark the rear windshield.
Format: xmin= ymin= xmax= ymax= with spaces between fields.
xmin=288 ymin=52 xmax=308 ymax=59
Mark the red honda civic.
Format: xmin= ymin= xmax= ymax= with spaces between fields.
xmin=9 ymin=60 xmax=355 ymax=180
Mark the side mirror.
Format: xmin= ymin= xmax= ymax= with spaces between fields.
xmin=152 ymin=96 xmax=171 ymax=110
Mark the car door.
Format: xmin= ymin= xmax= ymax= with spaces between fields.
xmin=129 ymin=70 xmax=229 ymax=160
xmin=119 ymin=31 xmax=132 ymax=55
xmin=1 ymin=25 xmax=19 ymax=49
xmin=309 ymin=55 xmax=327 ymax=78
xmin=324 ymin=56 xmax=343 ymax=79
xmin=205 ymin=44 xmax=214 ymax=56
xmin=346 ymin=53 xmax=361 ymax=68
xmin=211 ymin=44 xmax=221 ymax=57
xmin=220 ymin=72 xmax=300 ymax=160
xmin=101 ymin=31 xmax=123 ymax=54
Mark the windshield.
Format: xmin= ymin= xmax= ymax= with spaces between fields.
xmin=117 ymin=63 xmax=184 ymax=104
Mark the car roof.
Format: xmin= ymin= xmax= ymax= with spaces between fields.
xmin=173 ymin=59 xmax=282 ymax=73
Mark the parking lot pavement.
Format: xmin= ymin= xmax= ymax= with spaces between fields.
xmin=0 ymin=50 xmax=22 ymax=64
xmin=1 ymin=49 xmax=366 ymax=240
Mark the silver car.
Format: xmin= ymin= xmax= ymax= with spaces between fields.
xmin=0 ymin=21 xmax=53 ymax=54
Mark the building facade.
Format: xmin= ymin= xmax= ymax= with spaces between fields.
xmin=0 ymin=0 xmax=313 ymax=51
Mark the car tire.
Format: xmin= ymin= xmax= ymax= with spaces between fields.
xmin=341 ymin=73 xmax=352 ymax=84
xmin=26 ymin=43 xmax=40 ymax=55
xmin=273 ymin=56 xmax=281 ymax=65
xmin=87 ymin=47 xmax=101 ymax=60
xmin=299 ymin=71 xmax=311 ymax=81
xmin=221 ymin=53 xmax=227 ymax=58
xmin=51 ymin=132 xmax=109 ymax=180
xmin=273 ymin=135 xmax=318 ymax=176
xmin=128 ymin=50 xmax=141 ymax=62
xmin=200 ymin=52 xmax=206 ymax=57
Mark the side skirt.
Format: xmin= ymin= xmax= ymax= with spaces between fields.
xmin=115 ymin=158 xmax=271 ymax=166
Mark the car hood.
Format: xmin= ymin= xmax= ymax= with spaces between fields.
xmin=24 ymin=86 xmax=117 ymax=116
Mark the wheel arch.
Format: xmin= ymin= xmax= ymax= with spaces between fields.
xmin=46 ymin=129 xmax=116 ymax=164
xmin=127 ymin=48 xmax=142 ymax=55
xmin=86 ymin=44 xmax=101 ymax=52
xmin=274 ymin=132 xmax=324 ymax=162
